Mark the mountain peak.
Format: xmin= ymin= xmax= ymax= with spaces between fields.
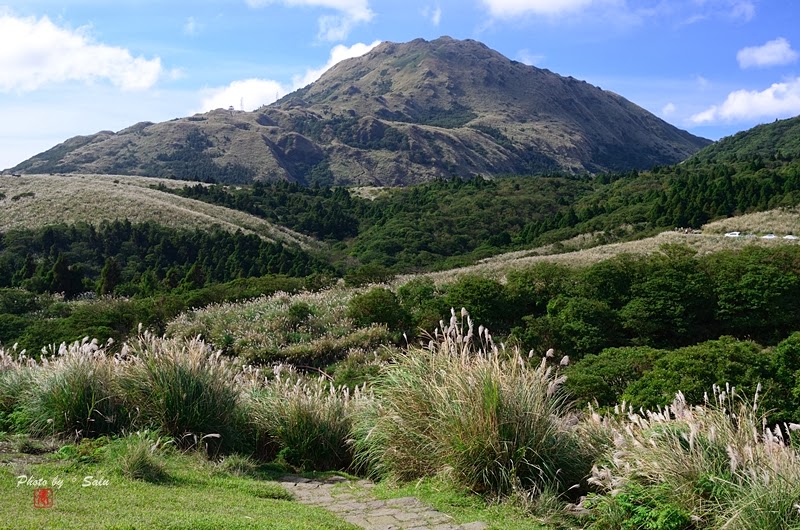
xmin=11 ymin=37 xmax=710 ymax=185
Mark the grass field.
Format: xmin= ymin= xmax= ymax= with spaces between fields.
xmin=0 ymin=174 xmax=317 ymax=248
xmin=0 ymin=434 xmax=357 ymax=530
xmin=395 ymin=227 xmax=800 ymax=285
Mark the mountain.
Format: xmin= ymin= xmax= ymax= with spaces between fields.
xmin=9 ymin=37 xmax=711 ymax=186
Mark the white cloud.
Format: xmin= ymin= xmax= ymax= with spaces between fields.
xmin=244 ymin=0 xmax=373 ymax=41
xmin=691 ymin=77 xmax=800 ymax=124
xmin=198 ymin=40 xmax=380 ymax=112
xmin=480 ymin=0 xmax=600 ymax=17
xmin=517 ymin=49 xmax=545 ymax=66
xmin=422 ymin=5 xmax=442 ymax=26
xmin=696 ymin=75 xmax=711 ymax=90
xmin=737 ymin=38 xmax=798 ymax=69
xmin=292 ymin=40 xmax=381 ymax=88
xmin=199 ymin=79 xmax=288 ymax=112
xmin=662 ymin=102 xmax=677 ymax=116
xmin=0 ymin=13 xmax=164 ymax=92
xmin=729 ymin=0 xmax=755 ymax=21
xmin=183 ymin=16 xmax=202 ymax=36
xmin=689 ymin=0 xmax=755 ymax=22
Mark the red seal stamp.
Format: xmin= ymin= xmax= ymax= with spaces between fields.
xmin=33 ymin=488 xmax=53 ymax=509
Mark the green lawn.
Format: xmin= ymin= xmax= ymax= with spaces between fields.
xmin=0 ymin=440 xmax=357 ymax=530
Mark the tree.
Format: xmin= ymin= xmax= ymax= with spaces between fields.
xmin=444 ymin=275 xmax=508 ymax=331
xmin=48 ymin=253 xmax=83 ymax=299
xmin=623 ymin=337 xmax=769 ymax=409
xmin=545 ymin=295 xmax=622 ymax=359
xmin=98 ymin=257 xmax=122 ymax=296
xmin=566 ymin=346 xmax=663 ymax=408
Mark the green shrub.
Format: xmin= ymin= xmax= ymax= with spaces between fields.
xmin=353 ymin=312 xmax=595 ymax=496
xmin=443 ymin=275 xmax=509 ymax=331
xmin=343 ymin=263 xmax=394 ymax=287
xmin=397 ymin=277 xmax=448 ymax=335
xmin=585 ymin=483 xmax=693 ymax=530
xmin=119 ymin=333 xmax=245 ymax=452
xmin=346 ymin=288 xmax=410 ymax=331
xmin=566 ymin=346 xmax=663 ymax=408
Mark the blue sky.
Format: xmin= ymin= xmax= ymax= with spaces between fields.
xmin=1 ymin=0 xmax=798 ymax=170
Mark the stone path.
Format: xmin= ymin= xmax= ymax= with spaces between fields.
xmin=277 ymin=475 xmax=488 ymax=530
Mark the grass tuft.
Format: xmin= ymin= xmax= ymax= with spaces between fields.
xmin=247 ymin=366 xmax=361 ymax=471
xmin=586 ymin=384 xmax=800 ymax=529
xmin=353 ymin=310 xmax=595 ymax=497
xmin=17 ymin=338 xmax=126 ymax=440
xmin=115 ymin=431 xmax=170 ymax=482
xmin=119 ymin=332 xmax=245 ymax=453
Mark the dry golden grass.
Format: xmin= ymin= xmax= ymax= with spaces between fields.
xmin=398 ymin=227 xmax=800 ymax=286
xmin=0 ymin=173 xmax=318 ymax=248
xmin=702 ymin=206 xmax=800 ymax=235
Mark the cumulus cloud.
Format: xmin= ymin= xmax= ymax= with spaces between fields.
xmin=244 ymin=0 xmax=373 ymax=41
xmin=737 ymin=38 xmax=798 ymax=69
xmin=293 ymin=40 xmax=381 ymax=88
xmin=0 ymin=12 xmax=164 ymax=92
xmin=662 ymin=102 xmax=677 ymax=116
xmin=200 ymin=79 xmax=288 ymax=112
xmin=199 ymin=40 xmax=380 ymax=112
xmin=691 ymin=77 xmax=800 ymax=124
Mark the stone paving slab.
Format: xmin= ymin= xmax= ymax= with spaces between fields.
xmin=278 ymin=475 xmax=488 ymax=530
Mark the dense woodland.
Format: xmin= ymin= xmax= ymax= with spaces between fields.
xmin=0 ymin=221 xmax=332 ymax=352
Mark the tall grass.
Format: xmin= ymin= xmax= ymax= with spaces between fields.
xmin=119 ymin=332 xmax=245 ymax=452
xmin=0 ymin=345 xmax=36 ymax=430
xmin=16 ymin=338 xmax=127 ymax=439
xmin=586 ymin=384 xmax=800 ymax=529
xmin=353 ymin=310 xmax=595 ymax=497
xmin=246 ymin=365 xmax=362 ymax=471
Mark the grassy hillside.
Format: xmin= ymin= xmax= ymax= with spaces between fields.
xmin=0 ymin=174 xmax=316 ymax=248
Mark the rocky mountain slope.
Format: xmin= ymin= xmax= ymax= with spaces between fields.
xmin=10 ymin=37 xmax=711 ymax=186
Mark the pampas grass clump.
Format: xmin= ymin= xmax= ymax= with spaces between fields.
xmin=247 ymin=365 xmax=362 ymax=471
xmin=353 ymin=309 xmax=595 ymax=497
xmin=587 ymin=384 xmax=800 ymax=529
